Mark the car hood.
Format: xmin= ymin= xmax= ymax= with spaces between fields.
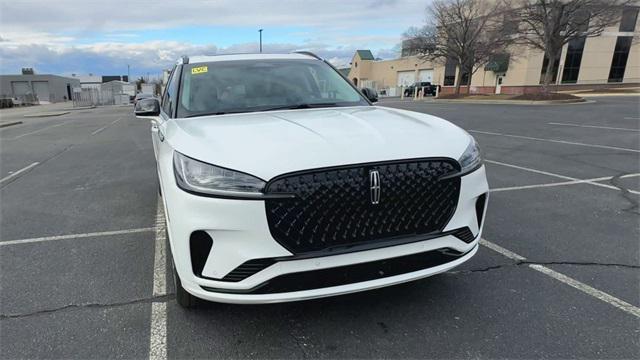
xmin=165 ymin=106 xmax=471 ymax=181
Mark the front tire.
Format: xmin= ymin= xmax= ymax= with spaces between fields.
xmin=173 ymin=260 xmax=198 ymax=308
xmin=166 ymin=227 xmax=198 ymax=308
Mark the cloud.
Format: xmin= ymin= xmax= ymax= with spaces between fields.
xmin=0 ymin=39 xmax=396 ymax=76
xmin=0 ymin=0 xmax=427 ymax=35
xmin=0 ymin=0 xmax=425 ymax=75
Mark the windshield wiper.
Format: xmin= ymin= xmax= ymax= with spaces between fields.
xmin=184 ymin=103 xmax=342 ymax=118
xmin=261 ymin=103 xmax=340 ymax=112
xmin=184 ymin=110 xmax=254 ymax=118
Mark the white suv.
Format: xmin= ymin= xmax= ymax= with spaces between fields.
xmin=134 ymin=53 xmax=489 ymax=307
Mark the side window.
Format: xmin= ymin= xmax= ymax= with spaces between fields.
xmin=162 ymin=66 xmax=179 ymax=117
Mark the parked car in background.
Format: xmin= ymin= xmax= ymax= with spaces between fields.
xmin=133 ymin=93 xmax=154 ymax=105
xmin=404 ymin=82 xmax=437 ymax=97
xmin=134 ymin=52 xmax=488 ymax=308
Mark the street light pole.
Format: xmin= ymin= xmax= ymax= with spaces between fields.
xmin=127 ymin=64 xmax=130 ymax=82
xmin=259 ymin=29 xmax=263 ymax=53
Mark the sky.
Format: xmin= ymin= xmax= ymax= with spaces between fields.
xmin=0 ymin=0 xmax=430 ymax=79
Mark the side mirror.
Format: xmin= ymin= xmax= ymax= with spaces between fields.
xmin=134 ymin=98 xmax=160 ymax=117
xmin=361 ymin=87 xmax=378 ymax=103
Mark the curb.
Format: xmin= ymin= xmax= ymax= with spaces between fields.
xmin=0 ymin=121 xmax=23 ymax=128
xmin=575 ymin=93 xmax=640 ymax=97
xmin=431 ymin=98 xmax=587 ymax=105
xmin=62 ymin=106 xmax=96 ymax=111
xmin=23 ymin=111 xmax=70 ymax=118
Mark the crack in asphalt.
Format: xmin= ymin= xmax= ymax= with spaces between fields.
xmin=0 ymin=293 xmax=174 ymax=320
xmin=449 ymin=260 xmax=640 ymax=275
xmin=609 ymin=173 xmax=640 ymax=214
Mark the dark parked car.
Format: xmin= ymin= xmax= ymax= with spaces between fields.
xmin=404 ymin=82 xmax=437 ymax=97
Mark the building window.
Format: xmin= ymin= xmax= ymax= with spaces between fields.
xmin=620 ymin=7 xmax=639 ymax=32
xmin=460 ymin=71 xmax=470 ymax=86
xmin=539 ymin=54 xmax=560 ymax=84
xmin=608 ymin=36 xmax=633 ymax=83
xmin=503 ymin=15 xmax=519 ymax=35
xmin=561 ymin=37 xmax=586 ymax=84
xmin=443 ymin=58 xmax=456 ymax=86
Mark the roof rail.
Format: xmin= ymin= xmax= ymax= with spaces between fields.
xmin=293 ymin=51 xmax=322 ymax=60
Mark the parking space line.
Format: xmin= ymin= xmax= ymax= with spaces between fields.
xmin=91 ymin=117 xmax=122 ymax=136
xmin=149 ymin=198 xmax=167 ymax=360
xmin=470 ymin=130 xmax=640 ymax=153
xmin=485 ymin=159 xmax=640 ymax=194
xmin=6 ymin=120 xmax=73 ymax=140
xmin=491 ymin=173 xmax=640 ymax=194
xmin=0 ymin=162 xmax=39 ymax=184
xmin=548 ymin=122 xmax=640 ymax=132
xmin=479 ymin=239 xmax=640 ymax=318
xmin=0 ymin=227 xmax=155 ymax=246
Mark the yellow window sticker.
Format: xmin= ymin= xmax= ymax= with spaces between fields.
xmin=191 ymin=66 xmax=208 ymax=74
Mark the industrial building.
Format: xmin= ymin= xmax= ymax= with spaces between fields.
xmin=348 ymin=5 xmax=639 ymax=95
xmin=0 ymin=72 xmax=80 ymax=104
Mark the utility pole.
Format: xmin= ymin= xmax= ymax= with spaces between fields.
xmin=259 ymin=29 xmax=263 ymax=53
xmin=127 ymin=64 xmax=130 ymax=82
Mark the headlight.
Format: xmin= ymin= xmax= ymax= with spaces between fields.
xmin=173 ymin=151 xmax=266 ymax=198
xmin=458 ymin=136 xmax=482 ymax=173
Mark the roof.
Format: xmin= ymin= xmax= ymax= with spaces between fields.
xmin=356 ymin=50 xmax=375 ymax=60
xmin=101 ymin=80 xmax=131 ymax=85
xmin=182 ymin=53 xmax=317 ymax=64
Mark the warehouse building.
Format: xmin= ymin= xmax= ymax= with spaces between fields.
xmin=348 ymin=6 xmax=639 ymax=95
xmin=0 ymin=71 xmax=80 ymax=104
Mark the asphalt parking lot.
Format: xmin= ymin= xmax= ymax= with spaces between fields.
xmin=1 ymin=96 xmax=638 ymax=359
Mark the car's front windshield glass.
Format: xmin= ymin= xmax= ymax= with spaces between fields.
xmin=177 ymin=59 xmax=368 ymax=118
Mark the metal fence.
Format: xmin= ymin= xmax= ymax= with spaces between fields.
xmin=72 ymin=88 xmax=119 ymax=107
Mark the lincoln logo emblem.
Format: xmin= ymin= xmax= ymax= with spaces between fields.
xmin=369 ymin=170 xmax=381 ymax=205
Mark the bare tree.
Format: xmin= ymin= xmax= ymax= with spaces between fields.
xmin=404 ymin=0 xmax=515 ymax=95
xmin=516 ymin=0 xmax=631 ymax=92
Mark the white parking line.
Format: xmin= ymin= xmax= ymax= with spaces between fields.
xmin=91 ymin=117 xmax=122 ymax=136
xmin=6 ymin=120 xmax=73 ymax=140
xmin=470 ymin=130 xmax=640 ymax=153
xmin=0 ymin=227 xmax=155 ymax=246
xmin=491 ymin=173 xmax=640 ymax=195
xmin=485 ymin=160 xmax=640 ymax=194
xmin=548 ymin=122 xmax=640 ymax=132
xmin=479 ymin=239 xmax=640 ymax=318
xmin=0 ymin=162 xmax=39 ymax=184
xmin=149 ymin=198 xmax=167 ymax=360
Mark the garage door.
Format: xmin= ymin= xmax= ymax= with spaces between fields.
xmin=397 ymin=71 xmax=415 ymax=87
xmin=418 ymin=69 xmax=434 ymax=83
xmin=32 ymin=81 xmax=50 ymax=103
xmin=11 ymin=81 xmax=30 ymax=97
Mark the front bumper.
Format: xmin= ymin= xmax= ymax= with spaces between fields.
xmin=161 ymin=163 xmax=489 ymax=304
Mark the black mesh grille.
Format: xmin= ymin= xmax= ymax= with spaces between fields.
xmin=220 ymin=259 xmax=276 ymax=282
xmin=264 ymin=159 xmax=461 ymax=255
xmin=452 ymin=227 xmax=475 ymax=243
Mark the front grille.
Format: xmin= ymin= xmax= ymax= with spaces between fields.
xmin=202 ymin=246 xmax=472 ymax=295
xmin=264 ymin=159 xmax=461 ymax=255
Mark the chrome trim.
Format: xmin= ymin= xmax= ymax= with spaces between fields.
xmin=369 ymin=169 xmax=381 ymax=205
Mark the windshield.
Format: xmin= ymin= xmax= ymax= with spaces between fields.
xmin=177 ymin=59 xmax=368 ymax=117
